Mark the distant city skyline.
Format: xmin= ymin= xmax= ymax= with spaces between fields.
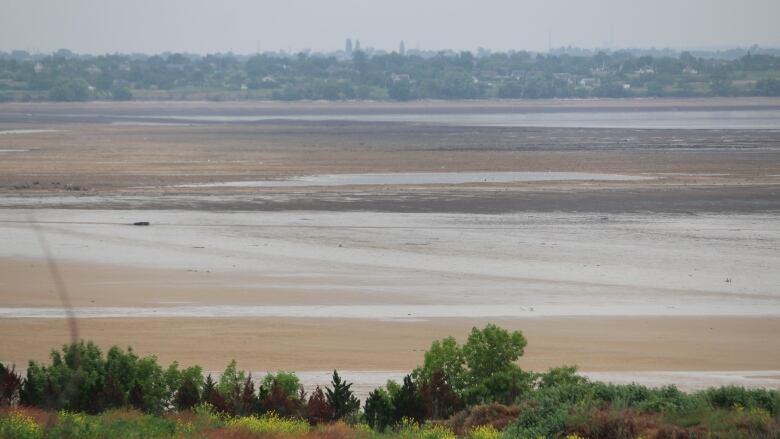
xmin=2 ymin=0 xmax=780 ymax=55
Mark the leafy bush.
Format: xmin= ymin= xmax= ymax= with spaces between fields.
xmin=415 ymin=325 xmax=530 ymax=406
xmin=502 ymin=399 xmax=568 ymax=439
xmin=261 ymin=372 xmax=302 ymax=401
xmin=704 ymin=386 xmax=780 ymax=415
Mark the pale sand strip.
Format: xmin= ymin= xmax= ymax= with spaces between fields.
xmin=2 ymin=210 xmax=779 ymax=316
xmin=2 ymin=317 xmax=779 ymax=374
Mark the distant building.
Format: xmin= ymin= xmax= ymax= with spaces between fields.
xmin=390 ymin=73 xmax=411 ymax=83
xmin=590 ymin=66 xmax=611 ymax=76
xmin=553 ymin=73 xmax=574 ymax=84
xmin=579 ymin=77 xmax=600 ymax=87
xmin=399 ymin=40 xmax=406 ymax=56
xmin=683 ymin=65 xmax=699 ymax=75
xmin=345 ymin=39 xmax=353 ymax=56
xmin=636 ymin=66 xmax=655 ymax=75
xmin=355 ymin=40 xmax=361 ymax=51
xmin=510 ymin=70 xmax=526 ymax=80
xmin=33 ymin=62 xmax=43 ymax=73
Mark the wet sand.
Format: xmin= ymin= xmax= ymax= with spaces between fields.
xmin=1 ymin=210 xmax=778 ymax=315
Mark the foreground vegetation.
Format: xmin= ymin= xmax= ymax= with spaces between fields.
xmin=2 ymin=324 xmax=779 ymax=438
xmin=1 ymin=49 xmax=779 ymax=102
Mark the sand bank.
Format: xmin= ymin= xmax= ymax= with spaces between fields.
xmin=2 ymin=317 xmax=779 ymax=376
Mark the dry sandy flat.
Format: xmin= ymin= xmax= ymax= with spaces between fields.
xmin=2 ymin=317 xmax=780 ymax=373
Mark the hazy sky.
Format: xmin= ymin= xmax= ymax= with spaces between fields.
xmin=2 ymin=0 xmax=780 ymax=54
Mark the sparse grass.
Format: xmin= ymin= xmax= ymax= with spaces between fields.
xmin=464 ymin=425 xmax=500 ymax=439
xmin=226 ymin=413 xmax=310 ymax=437
xmin=396 ymin=419 xmax=456 ymax=439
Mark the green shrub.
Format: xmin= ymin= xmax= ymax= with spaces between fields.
xmin=704 ymin=386 xmax=780 ymax=415
xmin=44 ymin=409 xmax=187 ymax=439
xmin=502 ymin=400 xmax=568 ymax=439
xmin=47 ymin=411 xmax=96 ymax=438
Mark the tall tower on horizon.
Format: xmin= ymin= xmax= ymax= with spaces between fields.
xmin=345 ymin=38 xmax=353 ymax=56
xmin=399 ymin=40 xmax=406 ymax=55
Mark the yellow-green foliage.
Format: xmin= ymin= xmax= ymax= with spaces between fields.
xmin=227 ymin=412 xmax=310 ymax=436
xmin=0 ymin=411 xmax=43 ymax=439
xmin=397 ymin=418 xmax=456 ymax=439
xmin=565 ymin=434 xmax=586 ymax=439
xmin=734 ymin=405 xmax=774 ymax=433
xmin=52 ymin=411 xmax=95 ymax=437
xmin=351 ymin=422 xmax=380 ymax=439
xmin=466 ymin=425 xmax=501 ymax=439
xmin=192 ymin=402 xmax=226 ymax=428
xmin=175 ymin=418 xmax=196 ymax=436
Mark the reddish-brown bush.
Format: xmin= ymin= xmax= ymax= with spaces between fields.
xmin=568 ymin=408 xmax=657 ymax=439
xmin=304 ymin=386 xmax=332 ymax=425
xmin=310 ymin=422 xmax=362 ymax=439
xmin=262 ymin=381 xmax=302 ymax=418
xmin=446 ymin=404 xmax=521 ymax=435
xmin=654 ymin=424 xmax=709 ymax=439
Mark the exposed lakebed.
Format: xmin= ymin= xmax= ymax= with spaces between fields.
xmin=174 ymin=171 xmax=653 ymax=188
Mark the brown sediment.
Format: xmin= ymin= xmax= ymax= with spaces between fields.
xmin=1 ymin=316 xmax=779 ymax=373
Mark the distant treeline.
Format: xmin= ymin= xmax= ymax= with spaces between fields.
xmin=0 ymin=49 xmax=779 ymax=102
xmin=2 ymin=324 xmax=780 ymax=438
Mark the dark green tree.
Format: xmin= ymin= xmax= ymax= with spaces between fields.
xmin=326 ymin=370 xmax=360 ymax=422
xmin=391 ymin=375 xmax=426 ymax=424
xmin=203 ymin=374 xmax=227 ymax=413
xmin=0 ymin=363 xmax=22 ymax=407
xmin=363 ymin=387 xmax=394 ymax=431
xmin=174 ymin=366 xmax=203 ymax=411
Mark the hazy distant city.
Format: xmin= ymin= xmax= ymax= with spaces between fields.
xmin=1 ymin=41 xmax=780 ymax=102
